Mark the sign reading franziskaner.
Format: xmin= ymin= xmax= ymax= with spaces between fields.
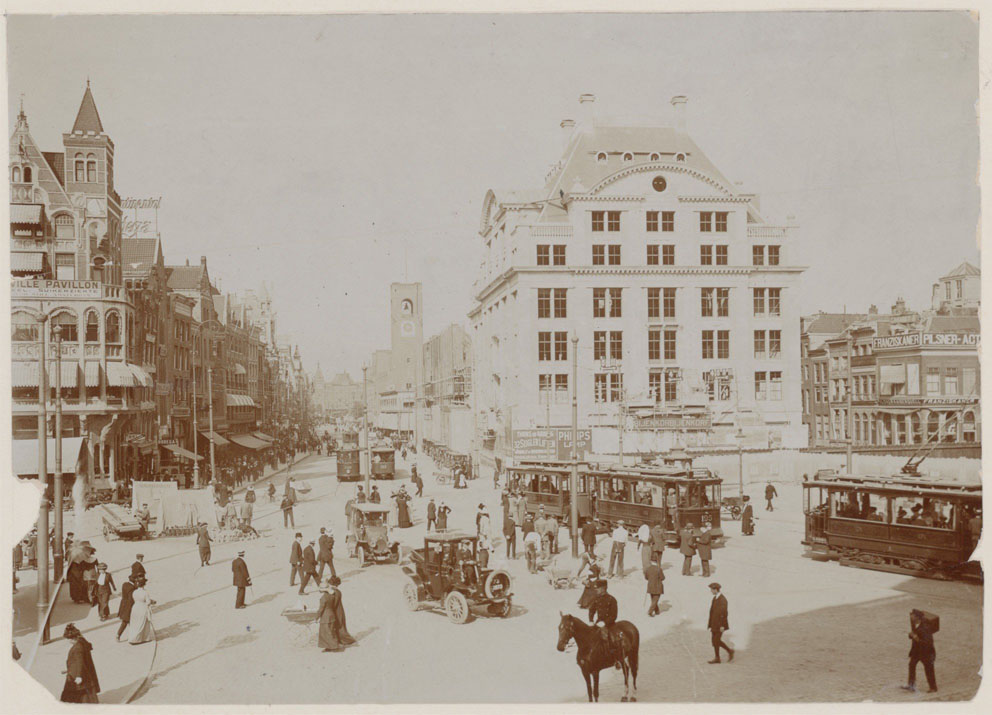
xmin=872 ymin=332 xmax=980 ymax=349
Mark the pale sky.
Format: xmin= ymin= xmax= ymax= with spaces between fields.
xmin=7 ymin=12 xmax=980 ymax=378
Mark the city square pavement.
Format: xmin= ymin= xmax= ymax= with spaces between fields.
xmin=14 ymin=452 xmax=982 ymax=705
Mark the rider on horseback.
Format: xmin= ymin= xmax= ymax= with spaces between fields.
xmin=587 ymin=578 xmax=622 ymax=667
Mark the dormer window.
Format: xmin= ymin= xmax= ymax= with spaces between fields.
xmin=676 ymin=153 xmax=686 ymax=163
xmin=23 ymin=167 xmax=31 ymax=183
xmin=596 ymin=152 xmax=607 ymax=163
xmin=649 ymin=153 xmax=660 ymax=161
xmin=622 ymin=152 xmax=633 ymax=163
xmin=11 ymin=166 xmax=20 ymax=183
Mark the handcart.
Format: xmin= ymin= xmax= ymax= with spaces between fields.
xmin=281 ymin=607 xmax=320 ymax=647
xmin=98 ymin=503 xmax=146 ymax=540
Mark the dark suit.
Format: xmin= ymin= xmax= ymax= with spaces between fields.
xmin=130 ymin=561 xmax=146 ymax=581
xmin=300 ymin=545 xmax=319 ymax=594
xmin=289 ymin=540 xmax=304 ymax=586
xmin=696 ymin=530 xmax=713 ymax=577
xmin=426 ymin=502 xmax=437 ymax=531
xmin=588 ymin=592 xmax=618 ymax=627
xmin=116 ymin=581 xmax=136 ymax=639
xmin=908 ymin=620 xmax=937 ymax=690
xmin=644 ymin=563 xmax=664 ymax=616
xmin=232 ymin=557 xmax=250 ymax=608
xmin=650 ymin=525 xmax=666 ymax=562
xmin=503 ymin=515 xmax=517 ymax=558
xmin=679 ymin=528 xmax=696 ymax=575
xmin=317 ymin=535 xmax=336 ymax=580
xmin=708 ymin=593 xmax=732 ymax=661
xmin=581 ymin=521 xmax=597 ymax=556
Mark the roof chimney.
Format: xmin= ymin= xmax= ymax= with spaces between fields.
xmin=671 ymin=95 xmax=687 ymax=133
xmin=560 ymin=119 xmax=576 ymax=152
xmin=578 ymin=94 xmax=596 ymax=129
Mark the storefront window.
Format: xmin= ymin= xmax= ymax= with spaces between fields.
xmin=12 ymin=313 xmax=38 ymax=342
xmin=106 ymin=312 xmax=121 ymax=344
xmin=51 ymin=311 xmax=78 ymax=343
xmin=85 ymin=311 xmax=100 ymax=343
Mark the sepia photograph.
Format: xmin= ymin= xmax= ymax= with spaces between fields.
xmin=3 ymin=6 xmax=984 ymax=709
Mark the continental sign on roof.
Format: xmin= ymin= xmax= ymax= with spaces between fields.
xmin=12 ymin=279 xmax=101 ymax=299
xmin=872 ymin=332 xmax=980 ymax=350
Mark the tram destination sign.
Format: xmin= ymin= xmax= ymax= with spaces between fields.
xmin=512 ymin=428 xmax=591 ymax=461
xmin=872 ymin=332 xmax=980 ymax=350
xmin=12 ymin=279 xmax=101 ymax=299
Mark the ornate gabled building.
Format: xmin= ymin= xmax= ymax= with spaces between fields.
xmin=470 ymin=94 xmax=807 ymax=471
xmin=10 ymin=86 xmax=154 ymax=499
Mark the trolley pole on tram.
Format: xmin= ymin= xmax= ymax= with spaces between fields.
xmin=569 ymin=334 xmax=579 ymax=558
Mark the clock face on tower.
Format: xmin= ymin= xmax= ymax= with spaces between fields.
xmin=400 ymin=320 xmax=415 ymax=337
xmin=652 ymin=175 xmax=667 ymax=192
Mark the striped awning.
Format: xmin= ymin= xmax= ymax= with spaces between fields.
xmin=10 ymin=252 xmax=44 ymax=273
xmin=9 ymin=362 xmax=78 ymax=388
xmin=84 ymin=362 xmax=101 ymax=387
xmin=129 ymin=364 xmax=153 ymax=387
xmin=226 ymin=393 xmax=255 ymax=407
xmin=160 ymin=443 xmax=202 ymax=461
xmin=12 ymin=436 xmax=86 ymax=477
xmin=10 ymin=204 xmax=43 ymax=225
xmin=106 ymin=362 xmax=138 ymax=387
xmin=199 ymin=430 xmax=231 ymax=447
xmin=228 ymin=434 xmax=270 ymax=450
xmin=234 ymin=363 xmax=247 ymax=376
xmin=252 ymin=431 xmax=275 ymax=442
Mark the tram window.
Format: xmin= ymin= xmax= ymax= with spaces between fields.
xmin=891 ymin=496 xmax=954 ymax=529
xmin=708 ymin=485 xmax=720 ymax=505
xmin=634 ymin=481 xmax=654 ymax=505
xmin=666 ymin=488 xmax=678 ymax=509
xmin=831 ymin=491 xmax=886 ymax=521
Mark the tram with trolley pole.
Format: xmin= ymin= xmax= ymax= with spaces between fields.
xmin=506 ymin=460 xmax=594 ymax=527
xmin=802 ymin=432 xmax=982 ymax=581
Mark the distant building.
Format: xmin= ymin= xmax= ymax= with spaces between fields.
xmin=422 ymin=323 xmax=473 ymax=455
xmin=931 ymin=261 xmax=980 ymax=313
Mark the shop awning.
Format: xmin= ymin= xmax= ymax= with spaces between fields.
xmin=12 ymin=436 xmax=85 ymax=477
xmin=228 ymin=434 xmax=271 ymax=450
xmin=84 ymin=362 xmax=101 ymax=387
xmin=10 ymin=252 xmax=44 ymax=273
xmin=879 ymin=364 xmax=906 ymax=385
xmin=10 ymin=204 xmax=43 ymax=225
xmin=226 ymin=393 xmax=255 ymax=407
xmin=107 ymin=362 xmax=139 ymax=387
xmin=252 ymin=431 xmax=275 ymax=442
xmin=199 ymin=430 xmax=231 ymax=447
xmin=234 ymin=363 xmax=247 ymax=376
xmin=9 ymin=361 xmax=78 ymax=388
xmin=129 ymin=364 xmax=154 ymax=387
xmin=160 ymin=443 xmax=202 ymax=461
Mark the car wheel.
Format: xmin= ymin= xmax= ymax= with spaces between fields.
xmin=357 ymin=546 xmax=367 ymax=567
xmin=403 ymin=582 xmax=420 ymax=611
xmin=444 ymin=590 xmax=469 ymax=624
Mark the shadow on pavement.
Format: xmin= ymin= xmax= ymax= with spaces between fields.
xmin=154 ymin=620 xmax=198 ymax=641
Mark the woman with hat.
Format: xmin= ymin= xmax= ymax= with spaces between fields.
xmin=59 ymin=623 xmax=100 ymax=703
xmin=127 ymin=577 xmax=155 ymax=645
xmin=316 ymin=577 xmax=356 ymax=653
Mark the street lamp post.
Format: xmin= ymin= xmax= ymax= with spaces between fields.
xmin=569 ymin=334 xmax=579 ymax=558
xmin=207 ymin=365 xmax=217 ymax=482
xmin=53 ymin=326 xmax=64 ymax=582
xmin=36 ymin=315 xmax=50 ymax=641
xmin=191 ymin=348 xmax=200 ymax=488
xmin=736 ymin=428 xmax=746 ymax=498
xmin=363 ymin=365 xmax=371 ymax=494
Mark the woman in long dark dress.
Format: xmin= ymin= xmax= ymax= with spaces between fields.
xmin=317 ymin=577 xmax=356 ymax=652
xmin=60 ymin=623 xmax=100 ymax=703
xmin=395 ymin=491 xmax=412 ymax=529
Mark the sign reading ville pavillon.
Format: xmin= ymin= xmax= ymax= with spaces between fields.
xmin=872 ymin=332 xmax=981 ymax=349
xmin=12 ymin=279 xmax=101 ymax=299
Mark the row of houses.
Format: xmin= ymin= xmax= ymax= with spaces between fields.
xmin=9 ymin=85 xmax=313 ymax=496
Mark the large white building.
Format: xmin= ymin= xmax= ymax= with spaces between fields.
xmin=469 ymin=94 xmax=807 ymax=468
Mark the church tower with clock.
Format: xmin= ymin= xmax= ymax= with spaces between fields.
xmin=389 ymin=282 xmax=424 ymax=392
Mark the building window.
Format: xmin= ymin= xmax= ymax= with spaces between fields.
xmin=700 ymin=245 xmax=713 ymax=265
xmin=555 ymin=331 xmax=568 ymax=361
xmin=610 ymin=373 xmax=624 ymax=402
xmin=649 ymin=372 xmax=662 ymax=402
xmin=622 ymin=152 xmax=633 ymax=163
xmin=51 ymin=311 xmax=79 ymax=343
xmin=23 ymin=166 xmax=32 ymax=182
xmin=608 ymin=245 xmax=621 ymax=265
xmin=609 ymin=331 xmax=623 ymax=360
xmin=539 ymin=373 xmax=552 ymax=399
xmin=538 ymin=288 xmax=551 ymax=318
xmin=755 ymin=371 xmax=767 ymax=400
xmin=700 ymin=212 xmax=712 ymax=232
xmin=754 ymin=330 xmax=766 ymax=359
xmin=716 ymin=288 xmax=729 ymax=316
xmin=753 ymin=288 xmax=765 ymax=315
xmin=86 ymin=154 xmax=97 ymax=183
xmin=594 ymin=331 xmax=606 ymax=360
xmin=12 ymin=166 xmax=20 ymax=182
xmin=661 ymin=211 xmax=674 ymax=232
xmin=646 ymin=211 xmax=659 ymax=232
xmin=56 ymin=253 xmax=76 ymax=280
xmin=593 ymin=288 xmax=607 ymax=318
xmin=715 ymin=245 xmax=728 ymax=265
xmin=944 ymin=368 xmax=959 ymax=395
xmin=647 ymin=245 xmax=659 ymax=265
xmin=664 ymin=329 xmax=677 ymax=360
xmin=702 ymin=330 xmax=714 ymax=359
xmin=962 ymin=410 xmax=976 ymax=442
xmin=593 ymin=245 xmax=605 ymax=265
xmin=596 ymin=152 xmax=607 ymax=163
xmin=553 ymin=245 xmax=566 ymax=266
xmin=769 ymin=371 xmax=782 ymax=400
xmin=663 ymin=288 xmax=675 ymax=318
xmin=701 ymin=289 xmax=714 ymax=317
xmin=54 ymin=213 xmax=75 ymax=239
xmin=553 ymin=289 xmax=567 ymax=318
xmin=769 ymin=288 xmax=781 ymax=316
xmin=592 ymin=211 xmax=605 ymax=232
xmin=753 ymin=245 xmax=765 ymax=266
xmin=648 ymin=329 xmax=661 ymax=360
xmin=956 ymin=279 xmax=963 ymax=298
xmin=768 ymin=245 xmax=780 ymax=265
xmin=717 ymin=330 xmax=730 ymax=359
xmin=715 ymin=212 xmax=728 ymax=232
xmin=537 ymin=245 xmax=550 ymax=265
xmin=74 ymin=154 xmax=84 ymax=182
xmin=945 ymin=282 xmax=951 ymax=300
xmin=661 ymin=245 xmax=674 ymax=265
xmin=609 ymin=288 xmax=622 ymax=317
xmin=607 ymin=211 xmax=621 ymax=232
xmin=11 ymin=312 xmax=38 ymax=342
xmin=665 ymin=370 xmax=678 ymax=401
xmin=769 ymin=330 xmax=781 ymax=358
xmin=538 ymin=331 xmax=551 ymax=361
xmin=647 ymin=288 xmax=660 ymax=319
xmin=85 ymin=311 xmax=100 ymax=343
xmin=962 ymin=367 xmax=976 ymax=396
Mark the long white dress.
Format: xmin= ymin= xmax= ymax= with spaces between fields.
xmin=127 ymin=588 xmax=155 ymax=644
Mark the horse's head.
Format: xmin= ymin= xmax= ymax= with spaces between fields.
xmin=556 ymin=612 xmax=574 ymax=652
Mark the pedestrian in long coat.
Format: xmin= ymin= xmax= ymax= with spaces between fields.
xmin=94 ymin=564 xmax=116 ymax=621
xmin=696 ymin=524 xmax=713 ymax=577
xmin=644 ymin=554 xmax=665 ymax=617
xmin=116 ymin=575 xmax=138 ymax=640
xmin=317 ymin=577 xmax=356 ymax=652
xmin=240 ymin=499 xmax=253 ymax=528
xmin=437 ymin=502 xmax=451 ymax=531
xmin=503 ymin=513 xmax=517 ymax=559
xmin=741 ymin=496 xmax=755 ymax=536
xmin=650 ymin=523 xmax=666 ymax=564
xmin=60 ymin=624 xmax=100 ymax=703
xmin=195 ymin=523 xmax=212 ymax=566
xmin=394 ymin=491 xmax=412 ymax=528
xmin=224 ymin=500 xmax=239 ymax=529
xmin=680 ymin=523 xmax=697 ymax=575
xmin=426 ymin=499 xmax=437 ymax=531
xmin=514 ymin=495 xmax=527 ymax=528
xmin=232 ymin=551 xmax=251 ymax=609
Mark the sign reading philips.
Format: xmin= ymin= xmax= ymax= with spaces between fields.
xmin=872 ymin=333 xmax=980 ymax=350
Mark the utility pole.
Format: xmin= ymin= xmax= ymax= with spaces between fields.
xmin=569 ymin=334 xmax=579 ymax=558
xmin=207 ymin=364 xmax=216 ymax=483
xmin=36 ymin=314 xmax=50 ymax=641
xmin=846 ymin=336 xmax=854 ymax=473
xmin=617 ymin=388 xmax=625 ymax=468
xmin=53 ymin=326 xmax=64 ymax=582
xmin=363 ymin=365 xmax=371 ymax=494
xmin=192 ymin=341 xmax=199 ymax=488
